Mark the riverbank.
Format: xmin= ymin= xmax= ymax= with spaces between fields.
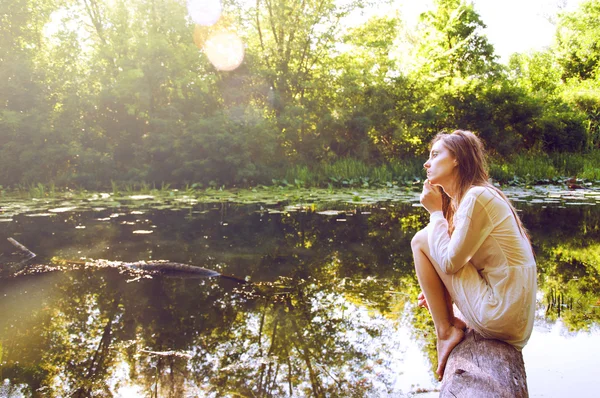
xmin=2 ymin=150 xmax=599 ymax=197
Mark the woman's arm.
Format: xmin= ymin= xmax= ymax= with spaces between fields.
xmin=428 ymin=191 xmax=494 ymax=274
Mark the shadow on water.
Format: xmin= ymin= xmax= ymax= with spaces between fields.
xmin=1 ymin=190 xmax=599 ymax=396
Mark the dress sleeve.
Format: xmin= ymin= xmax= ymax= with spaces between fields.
xmin=427 ymin=191 xmax=494 ymax=274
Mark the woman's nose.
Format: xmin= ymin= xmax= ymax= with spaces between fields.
xmin=423 ymin=161 xmax=430 ymax=169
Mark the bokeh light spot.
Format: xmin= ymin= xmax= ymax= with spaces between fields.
xmin=187 ymin=0 xmax=221 ymax=26
xmin=204 ymin=32 xmax=245 ymax=71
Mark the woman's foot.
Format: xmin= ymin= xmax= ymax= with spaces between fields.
xmin=436 ymin=326 xmax=465 ymax=379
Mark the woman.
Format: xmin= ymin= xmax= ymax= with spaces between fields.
xmin=411 ymin=130 xmax=536 ymax=379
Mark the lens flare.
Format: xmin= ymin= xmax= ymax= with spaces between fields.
xmin=204 ymin=31 xmax=245 ymax=71
xmin=187 ymin=0 xmax=221 ymax=26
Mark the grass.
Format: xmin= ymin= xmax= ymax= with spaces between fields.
xmin=28 ymin=182 xmax=56 ymax=198
xmin=283 ymin=151 xmax=600 ymax=188
xmin=490 ymin=150 xmax=600 ymax=184
xmin=3 ymin=150 xmax=600 ymax=195
xmin=489 ymin=154 xmax=558 ymax=183
xmin=580 ymin=150 xmax=600 ymax=180
xmin=280 ymin=157 xmax=426 ymax=188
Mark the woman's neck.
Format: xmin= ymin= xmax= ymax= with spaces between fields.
xmin=440 ymin=181 xmax=457 ymax=199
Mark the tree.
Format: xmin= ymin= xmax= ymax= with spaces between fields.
xmin=553 ymin=0 xmax=600 ymax=149
xmin=555 ymin=0 xmax=600 ymax=81
xmin=244 ymin=0 xmax=379 ymax=162
xmin=0 ymin=0 xmax=63 ymax=186
xmin=414 ymin=0 xmax=500 ymax=82
xmin=328 ymin=16 xmax=403 ymax=160
xmin=507 ymin=51 xmax=562 ymax=98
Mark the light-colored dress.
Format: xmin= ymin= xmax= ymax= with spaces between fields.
xmin=427 ymin=185 xmax=537 ymax=349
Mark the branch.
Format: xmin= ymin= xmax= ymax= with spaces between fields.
xmin=7 ymin=238 xmax=36 ymax=264
xmin=82 ymin=0 xmax=107 ymax=45
xmin=4 ymin=258 xmax=247 ymax=284
xmin=264 ymin=0 xmax=281 ymax=48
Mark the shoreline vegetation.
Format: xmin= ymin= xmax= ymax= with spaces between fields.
xmin=1 ymin=150 xmax=599 ymax=200
xmin=2 ymin=1 xmax=600 ymax=199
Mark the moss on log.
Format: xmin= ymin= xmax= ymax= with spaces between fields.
xmin=440 ymin=329 xmax=528 ymax=398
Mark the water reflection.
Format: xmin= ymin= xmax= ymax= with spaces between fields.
xmin=1 ymin=196 xmax=599 ymax=396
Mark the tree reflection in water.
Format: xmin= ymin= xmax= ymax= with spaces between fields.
xmin=0 ymin=198 xmax=599 ymax=396
xmin=0 ymin=271 xmax=419 ymax=396
xmin=522 ymin=204 xmax=600 ymax=332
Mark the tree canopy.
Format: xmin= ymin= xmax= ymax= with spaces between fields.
xmin=0 ymin=0 xmax=599 ymax=188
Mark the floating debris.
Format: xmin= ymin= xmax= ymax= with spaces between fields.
xmin=48 ymin=206 xmax=77 ymax=213
xmin=317 ymin=210 xmax=345 ymax=216
xmin=128 ymin=195 xmax=155 ymax=200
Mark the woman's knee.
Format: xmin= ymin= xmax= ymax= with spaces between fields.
xmin=411 ymin=228 xmax=428 ymax=252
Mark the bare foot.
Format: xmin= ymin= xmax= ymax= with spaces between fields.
xmin=436 ymin=326 xmax=465 ymax=379
xmin=452 ymin=317 xmax=467 ymax=331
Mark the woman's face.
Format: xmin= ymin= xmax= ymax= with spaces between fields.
xmin=424 ymin=140 xmax=458 ymax=187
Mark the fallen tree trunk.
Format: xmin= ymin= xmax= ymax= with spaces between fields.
xmin=440 ymin=329 xmax=528 ymax=398
xmin=3 ymin=237 xmax=251 ymax=282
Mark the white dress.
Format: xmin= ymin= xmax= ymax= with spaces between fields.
xmin=427 ymin=185 xmax=537 ymax=349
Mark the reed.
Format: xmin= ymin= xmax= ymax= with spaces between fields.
xmin=489 ymin=149 xmax=600 ymax=183
xmin=581 ymin=150 xmax=600 ymax=180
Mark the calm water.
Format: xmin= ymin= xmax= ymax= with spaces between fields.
xmin=1 ymin=188 xmax=599 ymax=397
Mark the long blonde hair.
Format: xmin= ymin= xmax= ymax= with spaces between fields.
xmin=430 ymin=130 xmax=530 ymax=242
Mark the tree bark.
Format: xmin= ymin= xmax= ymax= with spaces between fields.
xmin=440 ymin=329 xmax=528 ymax=398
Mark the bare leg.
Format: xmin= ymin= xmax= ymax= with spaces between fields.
xmin=445 ymin=289 xmax=467 ymax=331
xmin=418 ymin=290 xmax=467 ymax=331
xmin=412 ymin=230 xmax=464 ymax=379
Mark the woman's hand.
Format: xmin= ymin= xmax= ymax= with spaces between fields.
xmin=418 ymin=291 xmax=429 ymax=310
xmin=420 ymin=179 xmax=443 ymax=213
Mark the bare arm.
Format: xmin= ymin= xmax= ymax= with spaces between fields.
xmin=428 ymin=190 xmax=494 ymax=274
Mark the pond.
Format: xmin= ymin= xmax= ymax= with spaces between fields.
xmin=1 ymin=186 xmax=599 ymax=397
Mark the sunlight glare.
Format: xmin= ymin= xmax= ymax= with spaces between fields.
xmin=187 ymin=0 xmax=222 ymax=26
xmin=204 ymin=31 xmax=245 ymax=71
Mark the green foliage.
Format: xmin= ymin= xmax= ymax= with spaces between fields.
xmin=276 ymin=157 xmax=426 ymax=188
xmin=549 ymin=152 xmax=585 ymax=177
xmin=580 ymin=150 xmax=600 ymax=180
xmin=489 ymin=149 xmax=600 ymax=183
xmin=555 ymin=0 xmax=600 ymax=81
xmin=415 ymin=0 xmax=500 ymax=81
xmin=446 ymin=82 xmax=541 ymax=155
xmin=0 ymin=0 xmax=598 ymax=189
xmin=561 ymin=79 xmax=600 ymax=149
xmin=490 ymin=153 xmax=557 ymax=183
xmin=28 ymin=182 xmax=56 ymax=198
xmin=507 ymin=51 xmax=562 ymax=97
xmin=536 ymin=107 xmax=588 ymax=152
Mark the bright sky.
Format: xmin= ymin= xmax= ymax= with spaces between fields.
xmin=379 ymin=0 xmax=586 ymax=63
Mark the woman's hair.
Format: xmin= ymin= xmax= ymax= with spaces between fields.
xmin=430 ymin=130 xmax=530 ymax=242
